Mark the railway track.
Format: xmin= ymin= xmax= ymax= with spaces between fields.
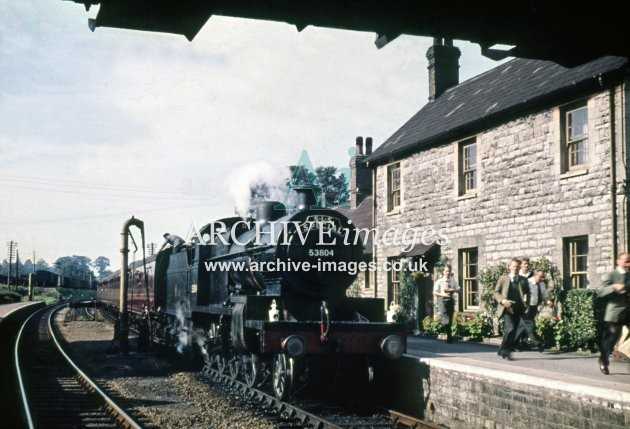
xmin=202 ymin=365 xmax=439 ymax=429
xmin=15 ymin=304 xmax=144 ymax=429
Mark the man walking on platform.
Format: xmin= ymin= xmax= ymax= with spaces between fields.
xmin=597 ymin=252 xmax=630 ymax=374
xmin=433 ymin=265 xmax=460 ymax=343
xmin=516 ymin=269 xmax=548 ymax=352
xmin=494 ymin=258 xmax=529 ymax=360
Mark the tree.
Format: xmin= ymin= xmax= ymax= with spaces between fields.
xmin=55 ymin=255 xmax=93 ymax=281
xmin=93 ymin=256 xmax=113 ymax=280
xmin=315 ymin=166 xmax=348 ymax=207
xmin=35 ymin=259 xmax=50 ymax=271
xmin=21 ymin=259 xmax=34 ymax=275
xmin=286 ymin=164 xmax=348 ymax=207
xmin=288 ymin=164 xmax=319 ymax=188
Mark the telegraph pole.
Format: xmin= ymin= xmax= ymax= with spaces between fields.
xmin=16 ymin=250 xmax=20 ymax=287
xmin=146 ymin=242 xmax=157 ymax=256
xmin=6 ymin=241 xmax=17 ymax=290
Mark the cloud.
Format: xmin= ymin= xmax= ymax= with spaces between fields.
xmin=0 ymin=2 xmax=504 ymax=266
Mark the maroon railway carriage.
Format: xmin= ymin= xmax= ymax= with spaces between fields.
xmin=98 ymin=257 xmax=156 ymax=326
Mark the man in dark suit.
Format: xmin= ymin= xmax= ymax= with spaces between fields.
xmin=597 ymin=252 xmax=630 ymax=374
xmin=494 ymin=258 xmax=530 ymax=360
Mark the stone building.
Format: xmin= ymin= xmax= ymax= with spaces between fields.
xmin=365 ymin=40 xmax=629 ymax=314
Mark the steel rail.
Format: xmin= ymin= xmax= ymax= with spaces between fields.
xmin=205 ymin=368 xmax=345 ymax=429
xmin=15 ymin=304 xmax=53 ymax=429
xmin=15 ymin=304 xmax=144 ymax=429
xmin=382 ymin=407 xmax=443 ymax=429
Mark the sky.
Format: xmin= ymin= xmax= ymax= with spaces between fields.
xmin=0 ymin=1 xmax=505 ymax=270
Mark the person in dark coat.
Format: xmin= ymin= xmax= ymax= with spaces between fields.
xmin=494 ymin=258 xmax=530 ymax=360
xmin=597 ymin=252 xmax=630 ymax=374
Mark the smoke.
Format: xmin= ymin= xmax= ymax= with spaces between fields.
xmin=174 ymin=304 xmax=188 ymax=354
xmin=227 ymin=162 xmax=290 ymax=218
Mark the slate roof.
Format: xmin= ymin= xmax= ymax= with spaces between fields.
xmin=338 ymin=196 xmax=373 ymax=251
xmin=368 ymin=56 xmax=628 ymax=165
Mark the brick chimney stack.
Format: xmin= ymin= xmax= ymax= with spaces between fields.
xmin=350 ymin=136 xmax=373 ymax=208
xmin=426 ymin=37 xmax=461 ymax=101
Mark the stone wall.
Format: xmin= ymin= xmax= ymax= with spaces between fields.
xmin=423 ymin=359 xmax=630 ymax=429
xmin=374 ymin=356 xmax=630 ymax=429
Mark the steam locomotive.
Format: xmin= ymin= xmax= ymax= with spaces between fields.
xmin=98 ymin=192 xmax=406 ymax=399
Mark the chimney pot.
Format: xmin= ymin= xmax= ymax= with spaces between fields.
xmin=355 ymin=136 xmax=364 ymax=156
xmin=365 ymin=137 xmax=373 ymax=155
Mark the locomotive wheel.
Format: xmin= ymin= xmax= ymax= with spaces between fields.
xmin=272 ymin=353 xmax=294 ymax=400
xmin=243 ymin=355 xmax=261 ymax=388
xmin=228 ymin=357 xmax=241 ymax=380
xmin=216 ymin=355 xmax=227 ymax=374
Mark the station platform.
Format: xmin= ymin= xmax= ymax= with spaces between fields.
xmin=0 ymin=301 xmax=43 ymax=321
xmin=406 ymin=335 xmax=630 ymax=397
xmin=394 ymin=335 xmax=630 ymax=428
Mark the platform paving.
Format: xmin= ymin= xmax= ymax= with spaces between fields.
xmin=406 ymin=335 xmax=630 ymax=399
xmin=0 ymin=301 xmax=42 ymax=320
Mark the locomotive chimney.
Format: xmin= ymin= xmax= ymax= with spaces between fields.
xmin=256 ymin=201 xmax=287 ymax=223
xmin=294 ymin=187 xmax=319 ymax=210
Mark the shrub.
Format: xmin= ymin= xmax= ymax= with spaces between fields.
xmin=447 ymin=313 xmax=494 ymax=338
xmin=554 ymin=317 xmax=569 ymax=348
xmin=452 ymin=313 xmax=469 ymax=337
xmin=421 ymin=316 xmax=441 ymax=336
xmin=562 ymin=289 xmax=601 ymax=351
xmin=394 ymin=267 xmax=417 ymax=325
xmin=536 ymin=316 xmax=557 ymax=347
xmin=477 ymin=264 xmax=508 ymax=315
xmin=467 ymin=313 xmax=494 ymax=338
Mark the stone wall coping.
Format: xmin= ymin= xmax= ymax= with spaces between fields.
xmin=416 ymin=355 xmax=630 ymax=406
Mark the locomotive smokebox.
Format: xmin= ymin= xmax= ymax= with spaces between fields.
xmin=256 ymin=201 xmax=286 ymax=224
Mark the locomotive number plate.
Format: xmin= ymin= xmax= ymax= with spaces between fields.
xmin=308 ymin=249 xmax=335 ymax=257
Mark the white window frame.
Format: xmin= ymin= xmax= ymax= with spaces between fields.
xmin=566 ymin=105 xmax=588 ymax=168
xmin=387 ymin=162 xmax=401 ymax=212
xmin=457 ymin=137 xmax=477 ymax=196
